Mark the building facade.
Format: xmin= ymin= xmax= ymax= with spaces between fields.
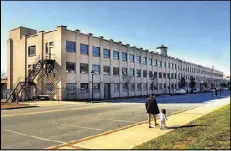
xmin=7 ymin=26 xmax=224 ymax=101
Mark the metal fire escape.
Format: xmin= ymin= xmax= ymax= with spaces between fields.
xmin=6 ymin=55 xmax=56 ymax=103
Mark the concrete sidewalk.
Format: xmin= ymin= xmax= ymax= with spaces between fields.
xmin=47 ymin=97 xmax=230 ymax=149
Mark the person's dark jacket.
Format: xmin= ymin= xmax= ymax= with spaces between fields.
xmin=145 ymin=97 xmax=160 ymax=114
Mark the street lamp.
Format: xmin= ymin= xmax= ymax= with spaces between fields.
xmin=91 ymin=70 xmax=95 ymax=102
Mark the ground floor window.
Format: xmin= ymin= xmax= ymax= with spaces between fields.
xmin=80 ymin=83 xmax=89 ymax=92
xmin=130 ymin=83 xmax=135 ymax=92
xmin=93 ymin=83 xmax=100 ymax=92
xmin=137 ymin=83 xmax=141 ymax=91
xmin=66 ymin=83 xmax=76 ymax=94
xmin=114 ymin=83 xmax=120 ymax=92
xmin=143 ymin=83 xmax=147 ymax=91
xmin=122 ymin=83 xmax=128 ymax=92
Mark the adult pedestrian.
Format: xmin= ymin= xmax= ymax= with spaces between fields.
xmin=145 ymin=93 xmax=160 ymax=128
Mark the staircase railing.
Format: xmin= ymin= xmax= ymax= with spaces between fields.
xmin=6 ymin=55 xmax=60 ymax=103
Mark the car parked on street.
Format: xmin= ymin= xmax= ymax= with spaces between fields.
xmin=175 ymin=89 xmax=186 ymax=95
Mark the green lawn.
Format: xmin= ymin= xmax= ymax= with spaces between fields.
xmin=134 ymin=104 xmax=230 ymax=149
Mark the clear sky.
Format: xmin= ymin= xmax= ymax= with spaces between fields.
xmin=1 ymin=1 xmax=230 ymax=76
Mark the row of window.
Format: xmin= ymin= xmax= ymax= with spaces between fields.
xmin=67 ymin=83 xmax=179 ymax=93
xmin=27 ymin=43 xmax=222 ymax=78
xmin=67 ymin=62 xmax=179 ymax=78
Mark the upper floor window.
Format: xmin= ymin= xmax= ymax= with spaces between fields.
xmin=113 ymin=51 xmax=119 ymax=60
xmin=113 ymin=67 xmax=120 ymax=76
xmin=80 ymin=44 xmax=89 ymax=54
xmin=122 ymin=52 xmax=127 ymax=61
xmin=80 ymin=63 xmax=89 ymax=74
xmin=92 ymin=46 xmax=100 ymax=57
xmin=143 ymin=70 xmax=147 ymax=77
xmin=92 ymin=64 xmax=100 ymax=74
xmin=175 ymin=64 xmax=177 ymax=69
xmin=136 ymin=69 xmax=141 ymax=77
xmin=28 ymin=46 xmax=36 ymax=57
xmin=153 ymin=59 xmax=157 ymax=66
xmin=104 ymin=48 xmax=110 ymax=58
xmin=148 ymin=58 xmax=152 ymax=65
xmin=159 ymin=72 xmax=162 ymax=78
xmin=158 ymin=61 xmax=162 ymax=67
xmin=66 ymin=62 xmax=75 ymax=73
xmin=168 ymin=62 xmax=170 ymax=68
xmin=149 ymin=71 xmax=153 ymax=78
xmin=122 ymin=68 xmax=127 ymax=76
xmin=104 ymin=66 xmax=110 ymax=75
xmin=66 ymin=41 xmax=75 ymax=53
xmin=136 ymin=56 xmax=141 ymax=64
xmin=164 ymin=62 xmax=167 ymax=68
xmin=142 ymin=57 xmax=147 ymax=65
xmin=129 ymin=68 xmax=135 ymax=76
xmin=129 ymin=54 xmax=134 ymax=63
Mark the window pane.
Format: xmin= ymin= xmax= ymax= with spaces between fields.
xmin=129 ymin=54 xmax=134 ymax=63
xmin=149 ymin=71 xmax=153 ymax=77
xmin=66 ymin=41 xmax=76 ymax=52
xmin=130 ymin=83 xmax=135 ymax=91
xmin=129 ymin=68 xmax=134 ymax=76
xmin=104 ymin=48 xmax=110 ymax=58
xmin=113 ymin=51 xmax=119 ymax=60
xmin=92 ymin=64 xmax=100 ymax=74
xmin=104 ymin=66 xmax=110 ymax=75
xmin=28 ymin=46 xmax=36 ymax=56
xmin=123 ymin=83 xmax=128 ymax=92
xmin=136 ymin=69 xmax=141 ymax=77
xmin=122 ymin=52 xmax=127 ymax=61
xmin=113 ymin=67 xmax=120 ymax=76
xmin=66 ymin=62 xmax=76 ymax=73
xmin=143 ymin=83 xmax=147 ymax=90
xmin=148 ymin=58 xmax=152 ymax=65
xmin=143 ymin=70 xmax=147 ymax=77
xmin=136 ymin=56 xmax=141 ymax=64
xmin=80 ymin=83 xmax=89 ymax=92
xmin=80 ymin=63 xmax=89 ymax=74
xmin=93 ymin=83 xmax=100 ymax=92
xmin=137 ymin=83 xmax=141 ymax=91
xmin=92 ymin=46 xmax=100 ymax=57
xmin=80 ymin=44 xmax=89 ymax=54
xmin=114 ymin=83 xmax=120 ymax=92
xmin=142 ymin=57 xmax=147 ymax=65
xmin=66 ymin=83 xmax=76 ymax=95
xmin=122 ymin=68 xmax=127 ymax=76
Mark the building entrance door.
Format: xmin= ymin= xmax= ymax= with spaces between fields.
xmin=104 ymin=83 xmax=110 ymax=99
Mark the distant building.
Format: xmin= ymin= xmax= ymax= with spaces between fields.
xmin=7 ymin=26 xmax=224 ymax=101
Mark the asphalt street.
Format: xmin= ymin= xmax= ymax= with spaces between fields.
xmin=1 ymin=91 xmax=230 ymax=149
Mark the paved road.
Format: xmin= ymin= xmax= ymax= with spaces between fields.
xmin=1 ymin=91 xmax=230 ymax=149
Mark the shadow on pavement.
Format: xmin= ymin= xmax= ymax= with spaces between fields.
xmin=166 ymin=124 xmax=208 ymax=129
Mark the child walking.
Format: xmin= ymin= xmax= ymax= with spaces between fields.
xmin=159 ymin=109 xmax=168 ymax=130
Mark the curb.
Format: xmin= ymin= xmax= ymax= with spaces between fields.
xmin=1 ymin=105 xmax=39 ymax=110
xmin=46 ymin=104 xmax=205 ymax=149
